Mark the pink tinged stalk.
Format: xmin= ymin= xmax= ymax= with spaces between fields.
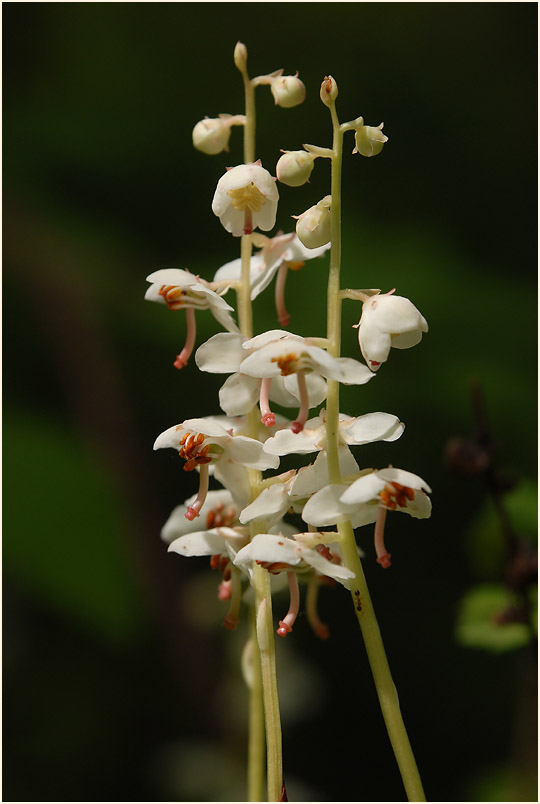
xmin=277 ymin=572 xmax=300 ymax=637
xmin=174 ymin=308 xmax=197 ymax=369
xmin=259 ymin=377 xmax=276 ymax=427
xmin=291 ymin=370 xmax=309 ymax=433
xmin=185 ymin=463 xmax=210 ymax=521
xmin=374 ymin=505 xmax=391 ymax=568
xmin=306 ymin=577 xmax=330 ymax=640
xmin=275 ymin=263 xmax=290 ymax=326
xmin=224 ymin=567 xmax=242 ymax=630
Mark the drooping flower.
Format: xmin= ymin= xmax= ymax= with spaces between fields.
xmin=263 ymin=408 xmax=404 ymax=457
xmin=302 ymin=466 xmax=432 ymax=568
xmin=234 ymin=532 xmax=355 ymax=637
xmin=354 ymin=289 xmax=428 ymax=370
xmin=192 ymin=114 xmax=246 ymax=155
xmin=161 ymin=489 xmax=241 ymax=544
xmin=213 ymin=231 xmax=330 ymax=325
xmin=276 ymin=150 xmax=315 ymax=187
xmin=294 ymin=196 xmax=332 ymax=249
xmin=154 ymin=417 xmax=279 ymax=519
xmin=212 ymin=162 xmax=279 ymax=237
xmin=270 ymin=73 xmax=306 ymax=108
xmin=352 ymin=121 xmax=388 ymax=157
xmin=239 ymin=334 xmax=374 ymax=432
xmin=145 ymin=268 xmax=239 ymax=369
xmin=195 ymin=330 xmax=327 ymax=420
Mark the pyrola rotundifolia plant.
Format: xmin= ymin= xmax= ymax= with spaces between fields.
xmin=147 ymin=42 xmax=430 ymax=802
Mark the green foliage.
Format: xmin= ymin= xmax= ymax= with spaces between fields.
xmin=455 ymin=584 xmax=532 ymax=653
xmin=3 ymin=409 xmax=145 ymax=641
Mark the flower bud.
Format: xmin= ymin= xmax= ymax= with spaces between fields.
xmin=192 ymin=117 xmax=232 ymax=155
xmin=294 ymin=196 xmax=332 ymax=249
xmin=276 ymin=150 xmax=315 ymax=187
xmin=234 ymin=41 xmax=248 ymax=72
xmin=271 ymin=74 xmax=306 ymax=108
xmin=320 ymin=75 xmax=338 ymax=106
xmin=353 ymin=123 xmax=388 ymax=157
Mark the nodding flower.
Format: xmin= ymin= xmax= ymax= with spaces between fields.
xmin=212 ymin=162 xmax=279 ymax=237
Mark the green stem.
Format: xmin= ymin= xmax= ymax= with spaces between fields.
xmin=324 ymin=92 xmax=425 ymax=803
xmin=248 ymin=609 xmax=265 ymax=802
xmin=236 ymin=47 xmax=283 ymax=802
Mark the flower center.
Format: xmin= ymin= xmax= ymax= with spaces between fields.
xmin=271 ymin=352 xmax=301 ymax=376
xmin=206 ymin=503 xmax=237 ymax=529
xmin=159 ymin=285 xmax=186 ymax=310
xmin=177 ymin=431 xmax=214 ymax=471
xmin=227 ymin=182 xmax=267 ymax=213
xmin=379 ymin=482 xmax=415 ymax=510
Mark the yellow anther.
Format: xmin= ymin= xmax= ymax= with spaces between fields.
xmin=227 ymin=182 xmax=267 ymax=213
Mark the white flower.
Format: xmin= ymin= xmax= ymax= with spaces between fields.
xmin=239 ymin=471 xmax=297 ymax=529
xmin=145 ymin=268 xmax=239 ymax=369
xmin=355 ymin=290 xmax=428 ymax=370
xmin=213 ymin=231 xmax=330 ymax=302
xmin=212 ymin=162 xmax=279 ymax=237
xmin=302 ymin=467 xmax=431 ymax=567
xmin=276 ymin=150 xmax=315 ymax=186
xmin=234 ymin=533 xmax=354 ymax=586
xmin=263 ymin=409 xmax=404 ymax=457
xmin=294 ymin=196 xmax=332 ymax=249
xmin=352 ymin=121 xmax=388 ymax=157
xmin=195 ymin=330 xmax=327 ymax=418
xmin=161 ymin=489 xmax=240 ymax=544
xmin=270 ymin=74 xmax=306 ymax=108
xmin=154 ymin=417 xmax=279 ymax=517
xmin=192 ymin=114 xmax=245 ymax=155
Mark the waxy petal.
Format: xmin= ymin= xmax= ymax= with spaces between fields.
xmin=342 ymin=412 xmax=404 ymax=445
xmin=219 ymin=373 xmax=261 ymax=416
xmin=195 ymin=333 xmax=245 ymax=373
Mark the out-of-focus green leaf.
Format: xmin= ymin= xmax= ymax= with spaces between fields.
xmin=455 ymin=584 xmax=531 ymax=653
xmin=504 ymin=479 xmax=538 ymax=546
xmin=3 ymin=409 xmax=146 ymax=641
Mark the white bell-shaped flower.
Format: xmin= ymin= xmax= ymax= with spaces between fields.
xmin=276 ymin=150 xmax=315 ymax=187
xmin=271 ymin=74 xmax=306 ymax=108
xmin=294 ymin=196 xmax=332 ymax=249
xmin=355 ymin=290 xmax=428 ymax=370
xmin=212 ymin=162 xmax=279 ymax=237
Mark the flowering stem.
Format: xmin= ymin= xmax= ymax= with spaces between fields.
xmin=324 ymin=91 xmax=425 ymax=802
xmin=248 ymin=610 xmax=265 ymax=802
xmin=236 ymin=46 xmax=283 ymax=802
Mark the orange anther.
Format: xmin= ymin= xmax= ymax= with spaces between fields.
xmin=271 ymin=353 xmax=299 ymax=376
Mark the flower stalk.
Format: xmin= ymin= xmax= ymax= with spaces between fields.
xmin=323 ymin=84 xmax=426 ymax=803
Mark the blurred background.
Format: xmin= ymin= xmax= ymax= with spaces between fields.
xmin=3 ymin=3 xmax=537 ymax=802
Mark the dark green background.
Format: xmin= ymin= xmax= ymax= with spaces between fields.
xmin=3 ymin=3 xmax=537 ymax=802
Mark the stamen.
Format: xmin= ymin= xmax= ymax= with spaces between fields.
xmin=185 ymin=463 xmax=209 ymax=520
xmin=174 ymin=308 xmax=197 ymax=370
xmin=374 ymin=505 xmax=391 ymax=568
xmin=275 ymin=263 xmax=290 ymax=326
xmin=227 ymin=181 xmax=267 ymax=213
xmin=271 ymin=352 xmax=299 ymax=376
xmin=291 ymin=370 xmax=309 ymax=433
xmin=277 ymin=571 xmax=300 ymax=638
xmin=306 ymin=576 xmax=330 ymax=640
xmin=224 ymin=567 xmax=242 ymax=630
xmin=159 ymin=284 xmax=187 ymax=310
xmin=259 ymin=378 xmax=275 ymax=427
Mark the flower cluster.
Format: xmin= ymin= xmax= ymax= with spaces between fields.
xmin=147 ymin=43 xmax=431 ymax=644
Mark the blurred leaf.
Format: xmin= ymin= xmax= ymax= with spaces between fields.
xmin=4 ymin=409 xmax=146 ymax=641
xmin=464 ymin=479 xmax=538 ymax=577
xmin=455 ymin=584 xmax=531 ymax=653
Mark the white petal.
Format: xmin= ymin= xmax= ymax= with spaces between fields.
xmin=181 ymin=417 xmax=230 ymax=439
xmin=301 ymin=484 xmax=358 ymax=527
xmin=239 ymin=483 xmax=291 ymax=525
xmin=195 ymin=333 xmax=245 ymax=373
xmin=213 ymin=461 xmax=252 ymax=509
xmin=377 ymin=467 xmax=432 ymax=493
xmin=391 ymin=329 xmax=424 ymax=349
xmin=146 ymin=268 xmax=196 ymax=287
xmin=305 ymin=346 xmax=375 ymax=384
xmin=153 ymin=424 xmax=182 ymax=450
xmin=226 ymin=436 xmax=280 ymax=470
xmin=358 ymin=322 xmax=392 ymax=367
xmin=290 ymin=446 xmax=360 ymax=499
xmin=299 ymin=545 xmax=356 ymax=584
xmin=342 ymin=412 xmax=405 ymax=445
xmin=283 ymin=236 xmax=331 ymax=262
xmin=283 ymin=372 xmax=327 ymax=407
xmin=219 ymin=373 xmax=261 ymax=416
xmin=168 ymin=527 xmax=247 ymax=557
xmin=161 ymin=489 xmax=236 ymax=543
xmin=263 ymin=426 xmax=320 ymax=456
xmin=366 ymin=295 xmax=426 ymax=334
xmin=339 ymin=472 xmax=386 ymax=504
xmin=210 ymin=304 xmax=240 ymax=333
xmin=243 ymin=330 xmax=303 ymax=351
xmin=235 ymin=533 xmax=302 ymax=568
xmin=214 ymin=257 xmax=243 ymax=283
xmin=401 ymin=490 xmax=432 ymax=519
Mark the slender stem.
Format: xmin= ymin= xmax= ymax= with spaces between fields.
xmin=236 ymin=47 xmax=283 ymax=802
xmin=324 ymin=93 xmax=425 ymax=802
xmin=248 ymin=610 xmax=265 ymax=802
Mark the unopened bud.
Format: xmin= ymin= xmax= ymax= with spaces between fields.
xmin=320 ymin=75 xmax=338 ymax=106
xmin=234 ymin=41 xmax=248 ymax=71
xmin=353 ymin=123 xmax=388 ymax=157
xmin=294 ymin=196 xmax=332 ymax=249
xmin=276 ymin=150 xmax=315 ymax=187
xmin=192 ymin=117 xmax=232 ymax=155
xmin=271 ymin=74 xmax=306 ymax=108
